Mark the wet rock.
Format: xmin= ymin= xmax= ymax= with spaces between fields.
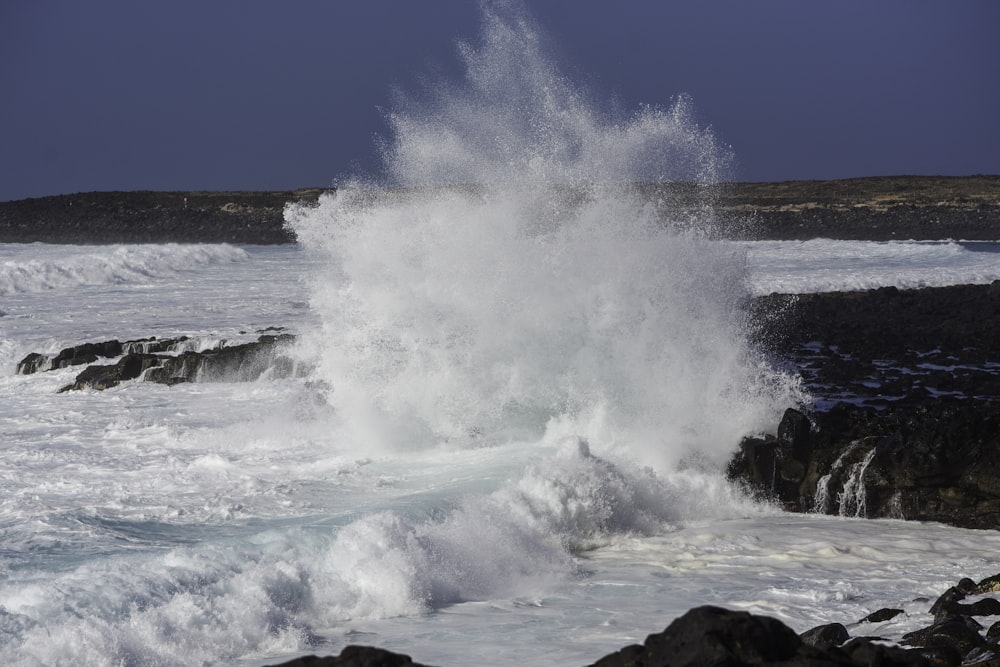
xmin=902 ymin=617 xmax=986 ymax=655
xmin=144 ymin=334 xmax=296 ymax=385
xmin=975 ymin=575 xmax=1000 ymax=595
xmin=913 ymin=645 xmax=963 ymax=666
xmin=58 ymin=353 xmax=162 ymax=392
xmin=961 ymin=643 xmax=1000 ymax=667
xmin=862 ymin=608 xmax=905 ymax=623
xmin=53 ymin=333 xmax=300 ymax=391
xmin=266 ymin=645 xmax=434 ymax=667
xmin=729 ymin=400 xmax=1000 ymax=530
xmin=589 ymin=606 xmax=823 ymax=666
xmin=931 ymin=587 xmax=969 ymax=621
xmin=15 ymin=352 xmax=50 ymax=375
xmin=840 ymin=637 xmax=935 ymax=666
xmin=17 ymin=339 xmax=124 ymax=375
xmin=800 ymin=622 xmax=850 ymax=648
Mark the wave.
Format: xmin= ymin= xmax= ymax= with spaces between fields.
xmin=744 ymin=239 xmax=1000 ymax=295
xmin=0 ymin=244 xmax=249 ymax=296
xmin=0 ymin=436 xmax=770 ymax=665
xmin=285 ymin=2 xmax=805 ymax=471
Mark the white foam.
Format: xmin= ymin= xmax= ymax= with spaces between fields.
xmin=0 ymin=243 xmax=248 ymax=296
xmin=742 ymin=239 xmax=1000 ymax=295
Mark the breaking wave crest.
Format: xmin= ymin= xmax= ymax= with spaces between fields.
xmin=0 ymin=244 xmax=248 ymax=296
xmin=286 ymin=1 xmax=804 ymax=471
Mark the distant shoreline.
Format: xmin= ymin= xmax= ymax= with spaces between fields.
xmin=1 ymin=175 xmax=998 ymax=244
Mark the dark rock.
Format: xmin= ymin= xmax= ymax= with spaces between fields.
xmin=265 ymin=645 xmax=434 ymax=667
xmin=975 ymin=575 xmax=1000 ymax=595
xmin=862 ymin=608 xmax=905 ymax=623
xmin=51 ymin=340 xmax=123 ymax=369
xmin=988 ymin=621 xmax=1000 ymax=643
xmin=54 ymin=333 xmax=300 ymax=391
xmin=777 ymin=407 xmax=812 ymax=461
xmin=729 ymin=399 xmax=1000 ymax=529
xmin=122 ymin=336 xmax=190 ymax=354
xmin=144 ymin=334 xmax=296 ymax=385
xmin=589 ymin=605 xmax=826 ymax=666
xmin=58 ymin=353 xmax=162 ymax=392
xmin=840 ymin=637 xmax=936 ymax=666
xmin=902 ymin=617 xmax=986 ymax=655
xmin=912 ymin=645 xmax=963 ymax=666
xmin=930 ymin=587 xmax=968 ymax=621
xmin=17 ymin=339 xmax=124 ymax=375
xmin=800 ymin=622 xmax=850 ymax=648
xmin=961 ymin=643 xmax=1000 ymax=667
xmin=959 ymin=578 xmax=979 ymax=594
xmin=16 ymin=352 xmax=50 ymax=375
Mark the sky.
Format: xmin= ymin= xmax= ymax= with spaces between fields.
xmin=2 ymin=0 xmax=998 ymax=201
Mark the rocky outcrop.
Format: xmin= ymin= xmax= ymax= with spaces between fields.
xmin=731 ymin=280 xmax=1000 ymax=529
xmin=268 ymin=646 xmax=431 ymax=667
xmin=269 ymin=572 xmax=1000 ymax=666
xmin=728 ymin=402 xmax=1000 ymax=529
xmin=751 ymin=282 xmax=1000 ymax=409
xmin=16 ymin=332 xmax=302 ymax=391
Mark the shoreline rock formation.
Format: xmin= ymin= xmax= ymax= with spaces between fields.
xmin=265 ymin=571 xmax=1000 ymax=666
xmin=16 ymin=331 xmax=302 ymax=391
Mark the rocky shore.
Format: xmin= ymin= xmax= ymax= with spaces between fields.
xmin=7 ymin=175 xmax=1000 ymax=665
xmin=269 ymin=573 xmax=1000 ymax=666
xmin=1 ymin=175 xmax=998 ymax=244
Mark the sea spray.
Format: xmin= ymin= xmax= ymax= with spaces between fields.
xmin=286 ymin=1 xmax=804 ymax=471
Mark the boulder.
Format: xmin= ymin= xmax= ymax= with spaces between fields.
xmin=800 ymin=622 xmax=850 ymax=648
xmin=266 ymin=646 xmax=434 ymax=667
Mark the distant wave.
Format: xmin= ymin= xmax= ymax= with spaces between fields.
xmin=0 ymin=244 xmax=249 ymax=296
xmin=743 ymin=239 xmax=1000 ymax=295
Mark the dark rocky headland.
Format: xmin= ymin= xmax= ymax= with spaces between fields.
xmin=1 ymin=175 xmax=999 ymax=244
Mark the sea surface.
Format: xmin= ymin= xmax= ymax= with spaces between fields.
xmin=2 ymin=239 xmax=1000 ymax=666
xmin=4 ymin=3 xmax=1000 ymax=664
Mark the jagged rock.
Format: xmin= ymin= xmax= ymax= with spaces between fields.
xmin=800 ymin=622 xmax=850 ymax=648
xmin=902 ymin=617 xmax=986 ymax=655
xmin=862 ymin=608 xmax=905 ymax=623
xmin=975 ymin=575 xmax=1000 ymax=595
xmin=266 ymin=645 xmax=434 ymax=667
xmin=53 ymin=333 xmax=299 ymax=391
xmin=931 ymin=587 xmax=969 ymax=620
xmin=588 ymin=605 xmax=841 ymax=666
xmin=961 ymin=643 xmax=1000 ymax=667
xmin=840 ymin=637 xmax=936 ymax=666
xmin=16 ymin=352 xmax=50 ymax=375
xmin=58 ymin=354 xmax=162 ymax=392
xmin=912 ymin=645 xmax=963 ymax=666
xmin=17 ymin=339 xmax=124 ymax=375
xmin=144 ymin=334 xmax=295 ymax=385
xmin=777 ymin=407 xmax=812 ymax=460
xmin=121 ymin=336 xmax=190 ymax=354
xmin=729 ymin=400 xmax=1000 ymax=529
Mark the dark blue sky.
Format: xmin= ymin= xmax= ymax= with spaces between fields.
xmin=3 ymin=1 xmax=998 ymax=201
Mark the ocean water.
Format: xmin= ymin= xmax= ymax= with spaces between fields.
xmin=4 ymin=4 xmax=1000 ymax=665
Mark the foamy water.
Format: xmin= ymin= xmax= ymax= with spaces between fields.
xmin=3 ymin=2 xmax=1000 ymax=665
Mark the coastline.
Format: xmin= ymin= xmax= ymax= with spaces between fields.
xmin=6 ymin=176 xmax=1000 ymax=666
xmin=1 ymin=175 xmax=998 ymax=244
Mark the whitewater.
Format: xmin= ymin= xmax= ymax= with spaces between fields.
xmin=3 ymin=4 xmax=1000 ymax=666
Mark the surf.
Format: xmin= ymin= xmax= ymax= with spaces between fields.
xmin=285 ymin=1 xmax=805 ymax=471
